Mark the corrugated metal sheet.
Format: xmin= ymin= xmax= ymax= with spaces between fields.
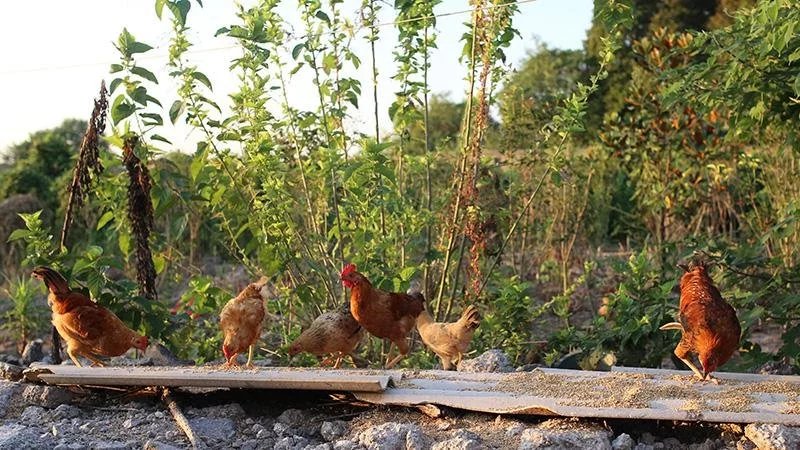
xmin=27 ymin=364 xmax=800 ymax=424
xmin=354 ymin=367 xmax=800 ymax=425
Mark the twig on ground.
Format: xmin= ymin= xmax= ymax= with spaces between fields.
xmin=162 ymin=388 xmax=205 ymax=450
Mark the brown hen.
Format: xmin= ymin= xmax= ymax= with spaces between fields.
xmin=340 ymin=263 xmax=424 ymax=368
xmin=288 ymin=304 xmax=364 ymax=368
xmin=220 ymin=279 xmax=269 ymax=367
xmin=660 ymin=260 xmax=741 ymax=381
xmin=416 ymin=304 xmax=481 ymax=370
xmin=32 ymin=266 xmax=148 ymax=367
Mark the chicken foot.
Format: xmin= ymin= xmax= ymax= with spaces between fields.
xmin=385 ymin=340 xmax=409 ymax=369
xmin=246 ymin=345 xmax=255 ymax=369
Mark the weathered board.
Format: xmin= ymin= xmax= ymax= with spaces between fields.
xmin=27 ymin=365 xmax=395 ymax=392
xmin=26 ymin=364 xmax=800 ymax=424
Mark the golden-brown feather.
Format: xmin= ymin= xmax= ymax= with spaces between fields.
xmin=416 ymin=305 xmax=481 ymax=370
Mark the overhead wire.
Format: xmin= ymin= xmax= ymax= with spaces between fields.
xmin=0 ymin=0 xmax=535 ymax=76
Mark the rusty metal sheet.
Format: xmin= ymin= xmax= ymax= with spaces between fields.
xmin=354 ymin=367 xmax=800 ymax=425
xmin=28 ymin=365 xmax=397 ymax=393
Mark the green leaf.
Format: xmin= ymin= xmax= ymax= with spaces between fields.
xmin=292 ymin=43 xmax=305 ymax=60
xmin=119 ymin=232 xmax=131 ymax=255
xmin=192 ymin=71 xmax=213 ymax=90
xmin=315 ymin=10 xmax=330 ymax=24
xmin=141 ymin=112 xmax=163 ymax=127
xmin=167 ymin=0 xmax=191 ymax=26
xmin=110 ymin=95 xmax=136 ymax=124
xmin=6 ymin=229 xmax=30 ymax=243
xmin=150 ymin=134 xmax=172 ymax=145
xmin=110 ymin=64 xmax=124 ymax=73
xmin=169 ymin=100 xmax=184 ymax=124
xmin=116 ymin=28 xmax=153 ymax=58
xmin=131 ymin=66 xmax=158 ymax=84
xmin=399 ymin=267 xmax=417 ymax=281
xmin=190 ymin=155 xmax=205 ymax=181
xmin=153 ymin=254 xmax=166 ymax=275
xmin=155 ymin=0 xmax=167 ymax=19
xmin=109 ymin=78 xmax=123 ymax=94
xmin=96 ymin=211 xmax=115 ymax=230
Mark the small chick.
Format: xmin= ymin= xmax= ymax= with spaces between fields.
xmin=220 ymin=278 xmax=270 ymax=368
xmin=288 ymin=304 xmax=364 ymax=368
xmin=416 ymin=304 xmax=481 ymax=370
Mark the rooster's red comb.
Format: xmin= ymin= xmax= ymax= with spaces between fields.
xmin=341 ymin=263 xmax=357 ymax=277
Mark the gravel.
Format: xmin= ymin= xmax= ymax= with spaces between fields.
xmin=744 ymin=423 xmax=800 ymax=450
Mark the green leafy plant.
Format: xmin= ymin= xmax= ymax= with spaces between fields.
xmin=0 ymin=276 xmax=49 ymax=352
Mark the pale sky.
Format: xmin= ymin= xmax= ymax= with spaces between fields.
xmin=0 ymin=0 xmax=593 ymax=153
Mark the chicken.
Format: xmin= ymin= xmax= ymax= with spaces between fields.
xmin=340 ymin=263 xmax=425 ymax=368
xmin=660 ymin=260 xmax=741 ymax=381
xmin=416 ymin=304 xmax=481 ymax=370
xmin=220 ymin=278 xmax=269 ymax=368
xmin=288 ymin=304 xmax=364 ymax=368
xmin=31 ymin=266 xmax=148 ymax=367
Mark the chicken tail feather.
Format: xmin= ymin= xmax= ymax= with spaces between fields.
xmin=659 ymin=322 xmax=684 ymax=331
xmin=460 ymin=305 xmax=481 ymax=331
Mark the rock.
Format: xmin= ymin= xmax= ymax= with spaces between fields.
xmin=357 ymin=422 xmax=431 ymax=450
xmin=758 ymin=358 xmax=796 ymax=375
xmin=122 ymin=418 xmax=142 ymax=429
xmin=144 ymin=437 xmax=178 ymax=449
xmin=145 ymin=343 xmax=191 ymax=366
xmin=21 ymin=339 xmax=44 ymax=365
xmin=153 ymin=411 xmax=165 ymax=419
xmin=275 ymin=422 xmax=291 ymax=437
xmin=506 ymin=423 xmax=526 ymax=438
xmin=91 ymin=441 xmax=136 ymax=449
xmin=274 ymin=435 xmax=310 ymax=450
xmin=688 ymin=438 xmax=716 ymax=450
xmin=52 ymin=404 xmax=80 ymax=420
xmin=431 ymin=436 xmax=482 ymax=450
xmin=0 ymin=382 xmax=21 ymax=417
xmin=240 ymin=440 xmax=264 ymax=450
xmin=744 ymin=423 xmax=800 ymax=450
xmin=20 ymin=405 xmax=47 ymax=423
xmin=257 ymin=428 xmax=271 ymax=439
xmin=518 ymin=419 xmax=611 ymax=450
xmin=332 ymin=440 xmax=362 ymax=450
xmin=54 ymin=444 xmax=84 ymax=450
xmin=22 ymin=385 xmax=74 ymax=408
xmin=306 ymin=445 xmax=333 ymax=450
xmin=190 ymin=417 xmax=236 ymax=442
xmin=735 ymin=437 xmax=756 ymax=450
xmin=612 ymin=433 xmax=635 ymax=450
xmin=633 ymin=445 xmax=653 ymax=450
xmin=0 ymin=362 xmax=24 ymax=381
xmin=640 ymin=433 xmax=656 ymax=445
xmin=321 ymin=421 xmax=348 ymax=442
xmin=457 ymin=349 xmax=512 ymax=373
xmin=198 ymin=403 xmax=246 ymax=419
xmin=662 ymin=438 xmax=682 ymax=450
xmin=278 ymin=408 xmax=308 ymax=427
xmin=0 ymin=424 xmax=45 ymax=448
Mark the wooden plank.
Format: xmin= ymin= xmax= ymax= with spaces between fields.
xmin=29 ymin=365 xmax=396 ymax=393
xmin=354 ymin=368 xmax=800 ymax=425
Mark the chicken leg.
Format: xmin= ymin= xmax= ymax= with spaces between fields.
xmin=385 ymin=339 xmax=409 ymax=369
xmin=246 ymin=345 xmax=255 ymax=368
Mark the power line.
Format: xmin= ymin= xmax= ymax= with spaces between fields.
xmin=0 ymin=0 xmax=535 ymax=76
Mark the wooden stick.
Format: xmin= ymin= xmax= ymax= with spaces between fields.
xmin=162 ymin=388 xmax=205 ymax=450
